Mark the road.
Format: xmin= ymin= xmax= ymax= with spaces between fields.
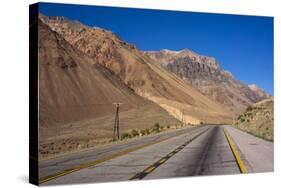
xmin=39 ymin=125 xmax=208 ymax=180
xmin=40 ymin=125 xmax=273 ymax=185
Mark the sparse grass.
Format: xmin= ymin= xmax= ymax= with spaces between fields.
xmin=118 ymin=120 xmax=201 ymax=142
xmin=246 ymin=105 xmax=253 ymax=111
xmin=144 ymin=128 xmax=150 ymax=135
xmin=152 ymin=123 xmax=161 ymax=132
xmin=121 ymin=132 xmax=131 ymax=140
xmin=117 ymin=121 xmax=200 ymax=140
xmin=140 ymin=129 xmax=147 ymax=136
xmin=131 ymin=129 xmax=140 ymax=137
xmin=234 ymin=126 xmax=273 ymax=142
xmin=120 ymin=122 xmax=181 ymax=141
xmin=235 ymin=98 xmax=274 ymax=142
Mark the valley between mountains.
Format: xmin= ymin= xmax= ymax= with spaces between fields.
xmin=37 ymin=14 xmax=272 ymax=159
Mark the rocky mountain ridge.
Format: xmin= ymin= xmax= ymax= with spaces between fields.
xmin=248 ymin=84 xmax=270 ymax=99
xmin=145 ymin=49 xmax=270 ymax=113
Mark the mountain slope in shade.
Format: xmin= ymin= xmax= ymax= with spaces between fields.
xmin=38 ymin=20 xmax=180 ymax=157
xmin=144 ymin=49 xmax=270 ymax=113
xmin=40 ymin=14 xmax=232 ymax=125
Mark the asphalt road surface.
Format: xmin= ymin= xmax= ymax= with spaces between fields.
xmin=40 ymin=125 xmax=273 ymax=185
xmin=39 ymin=125 xmax=208 ymax=179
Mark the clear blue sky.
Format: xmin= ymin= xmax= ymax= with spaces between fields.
xmin=39 ymin=2 xmax=274 ymax=95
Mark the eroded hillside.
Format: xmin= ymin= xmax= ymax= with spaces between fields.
xmin=145 ymin=49 xmax=270 ymax=113
xmin=40 ymin=14 xmax=232 ymax=125
xmin=235 ymin=98 xmax=274 ymax=141
xmin=38 ymin=19 xmax=180 ymax=158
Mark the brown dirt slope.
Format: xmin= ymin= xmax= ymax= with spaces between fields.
xmin=40 ymin=14 xmax=232 ymax=125
xmin=38 ymin=20 xmax=180 ymax=158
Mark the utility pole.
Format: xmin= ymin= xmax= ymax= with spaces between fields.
xmin=182 ymin=109 xmax=185 ymax=127
xmin=113 ymin=103 xmax=122 ymax=141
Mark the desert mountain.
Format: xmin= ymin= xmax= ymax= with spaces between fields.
xmin=144 ymin=49 xmax=270 ymax=113
xmin=38 ymin=19 xmax=180 ymax=157
xmin=248 ymin=84 xmax=270 ymax=99
xmin=235 ymin=97 xmax=274 ymax=141
xmin=40 ymin=14 xmax=232 ymax=125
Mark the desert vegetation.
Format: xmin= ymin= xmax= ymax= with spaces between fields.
xmin=235 ymin=98 xmax=273 ymax=141
xmin=121 ymin=122 xmax=191 ymax=141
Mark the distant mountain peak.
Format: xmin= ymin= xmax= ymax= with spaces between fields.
xmin=248 ymin=84 xmax=270 ymax=98
xmin=161 ymin=49 xmax=179 ymax=53
xmin=179 ymin=48 xmax=196 ymax=53
xmin=144 ymin=48 xmax=220 ymax=69
xmin=39 ymin=13 xmax=116 ymax=35
xmin=40 ymin=13 xmax=75 ymax=24
xmin=248 ymin=84 xmax=259 ymax=89
xmin=160 ymin=48 xmax=198 ymax=56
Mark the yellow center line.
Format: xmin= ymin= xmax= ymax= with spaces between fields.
xmin=159 ymin=158 xmax=167 ymax=164
xmin=145 ymin=166 xmax=156 ymax=173
xmin=39 ymin=143 xmax=157 ymax=184
xmin=224 ymin=128 xmax=247 ymax=173
xmin=130 ymin=128 xmax=210 ymax=180
xmin=39 ymin=128 xmax=201 ymax=184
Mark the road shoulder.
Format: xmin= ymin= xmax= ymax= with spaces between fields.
xmin=224 ymin=125 xmax=273 ymax=173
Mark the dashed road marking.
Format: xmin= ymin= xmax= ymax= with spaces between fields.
xmin=145 ymin=166 xmax=156 ymax=173
xmin=39 ymin=127 xmax=208 ymax=184
xmin=159 ymin=158 xmax=167 ymax=164
xmin=40 ymin=138 xmax=172 ymax=184
xmin=130 ymin=128 xmax=209 ymax=180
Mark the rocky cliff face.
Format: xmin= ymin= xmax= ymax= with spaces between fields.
xmin=145 ymin=49 xmax=270 ymax=113
xmin=145 ymin=49 xmax=220 ymax=69
xmin=39 ymin=14 xmax=140 ymax=81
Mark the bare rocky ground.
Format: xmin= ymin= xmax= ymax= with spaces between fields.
xmin=39 ymin=104 xmax=181 ymax=159
xmin=235 ymin=98 xmax=274 ymax=141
